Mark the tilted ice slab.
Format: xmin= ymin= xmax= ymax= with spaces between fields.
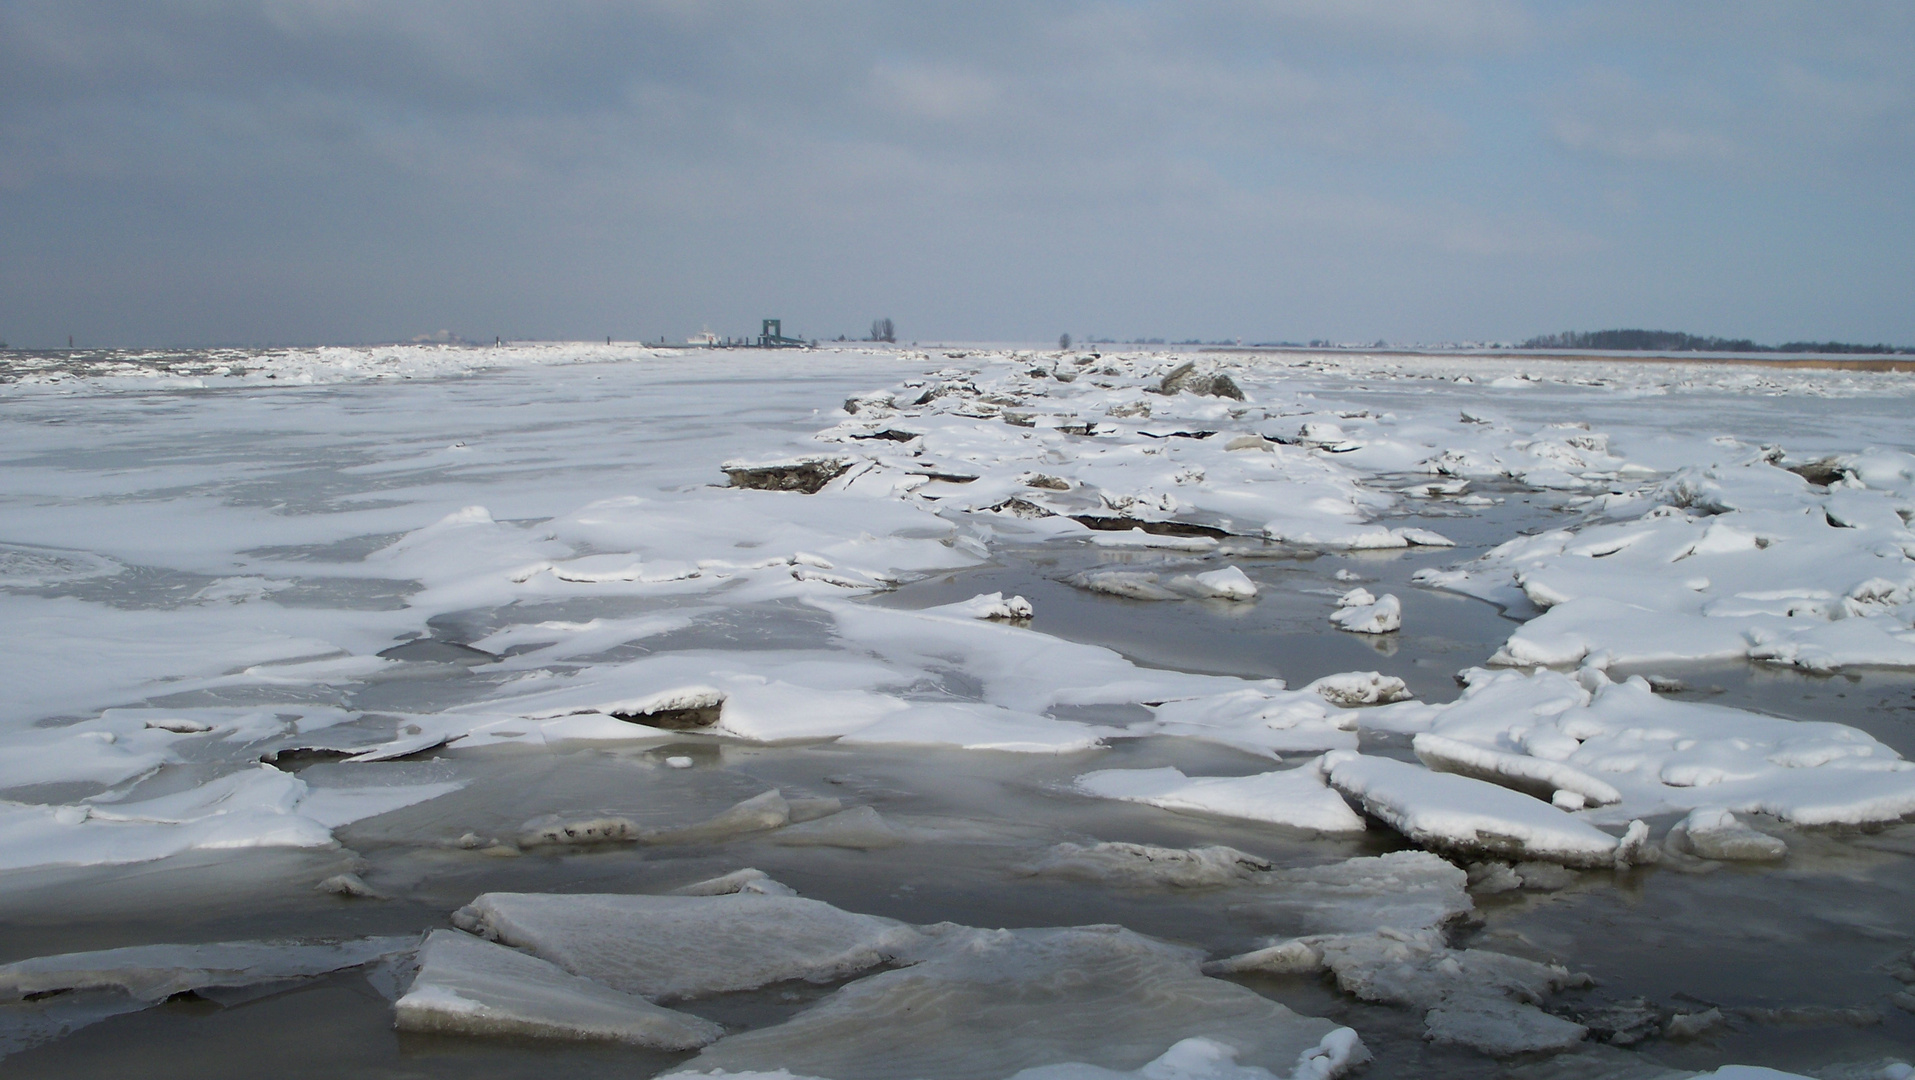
xmin=1365 ymin=666 xmax=1915 ymax=827
xmin=681 ymin=923 xmax=1362 ymax=1080
xmin=1073 ymin=764 xmax=1366 ymax=834
xmin=0 ymin=764 xmax=463 ymax=872
xmin=1417 ymin=452 xmax=1915 ymax=671
xmin=0 ymin=935 xmax=414 ymax=1003
xmin=451 ymin=891 xmax=932 ymax=1000
xmin=395 ymin=930 xmax=722 ymax=1048
xmin=0 ymin=934 xmax=414 ymax=1059
xmin=1240 ymin=851 xmax=1473 ymax=937
xmin=1319 ymin=752 xmax=1639 ymax=868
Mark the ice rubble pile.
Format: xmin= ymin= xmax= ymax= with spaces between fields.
xmin=1418 ymin=447 xmax=1915 ymax=672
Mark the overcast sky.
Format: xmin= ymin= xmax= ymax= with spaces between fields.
xmin=3 ymin=1 xmax=1911 ymax=348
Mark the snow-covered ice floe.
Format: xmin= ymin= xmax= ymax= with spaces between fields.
xmin=1417 ymin=448 xmax=1915 ymax=672
xmin=1362 ymin=666 xmax=1915 ymax=827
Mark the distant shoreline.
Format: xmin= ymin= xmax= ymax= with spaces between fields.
xmin=1204 ymin=345 xmax=1915 ymax=373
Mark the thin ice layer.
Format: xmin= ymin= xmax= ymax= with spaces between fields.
xmin=450 ymin=891 xmax=930 ymax=1000
xmin=395 ymin=930 xmax=722 ymax=1047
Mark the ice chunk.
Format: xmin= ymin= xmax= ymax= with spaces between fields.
xmin=0 ymin=936 xmax=414 ymax=1003
xmin=450 ymin=891 xmax=929 ymax=1000
xmin=518 ymin=789 xmax=791 ymax=848
xmin=1167 ymin=566 xmax=1258 ymax=601
xmin=1412 ymin=733 xmax=1623 ymax=807
xmin=721 ymin=456 xmax=854 ymax=494
xmin=1144 ymin=691 xmax=1359 ymax=756
xmin=1025 ymin=842 xmax=1272 ymax=889
xmin=1372 ymin=667 xmax=1915 ymax=827
xmin=1270 ymin=851 xmax=1472 ymax=934
xmin=1210 ymin=927 xmax=1588 ymax=1056
xmin=1074 ymin=765 xmax=1366 ymax=834
xmin=1666 ymin=806 xmax=1787 ymax=861
xmin=670 ymin=868 xmax=798 ymax=897
xmin=395 ymin=930 xmax=722 ymax=1048
xmin=1007 ymin=1034 xmax=1369 ymax=1080
xmin=938 ymin=592 xmax=1036 ymax=620
xmin=683 ymin=924 xmax=1354 ymax=1080
xmin=1329 ymin=593 xmax=1401 ymax=634
xmin=606 ymin=686 xmax=727 ymax=730
xmin=1070 ymin=570 xmax=1182 ymax=601
xmin=771 ymin=805 xmax=905 ymax=849
xmin=1302 ymin=672 xmax=1412 ymax=706
xmin=1321 ymin=752 xmax=1631 ymax=868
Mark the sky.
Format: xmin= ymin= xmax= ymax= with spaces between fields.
xmin=2 ymin=1 xmax=1911 ymax=349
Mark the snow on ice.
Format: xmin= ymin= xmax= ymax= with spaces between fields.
xmin=5 ymin=342 xmax=1915 ymax=1075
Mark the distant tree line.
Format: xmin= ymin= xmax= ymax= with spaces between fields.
xmin=869 ymin=318 xmax=895 ymax=343
xmin=1522 ymin=329 xmax=1913 ymax=355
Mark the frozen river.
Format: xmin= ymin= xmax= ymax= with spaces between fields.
xmin=1 ymin=344 xmax=1912 ymax=1078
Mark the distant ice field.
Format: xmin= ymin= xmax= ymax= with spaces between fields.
xmin=1 ymin=342 xmax=1912 ymax=1078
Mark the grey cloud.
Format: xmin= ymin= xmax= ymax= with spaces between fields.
xmin=1 ymin=1 xmax=1910 ymax=346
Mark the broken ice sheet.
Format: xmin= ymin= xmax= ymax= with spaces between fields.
xmin=681 ymin=923 xmax=1361 ymax=1080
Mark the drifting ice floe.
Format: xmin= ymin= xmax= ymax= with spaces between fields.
xmin=395 ymin=929 xmax=722 ymax=1047
xmin=1329 ymin=588 xmax=1402 ymax=634
xmin=450 ymin=890 xmax=930 ymax=1000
